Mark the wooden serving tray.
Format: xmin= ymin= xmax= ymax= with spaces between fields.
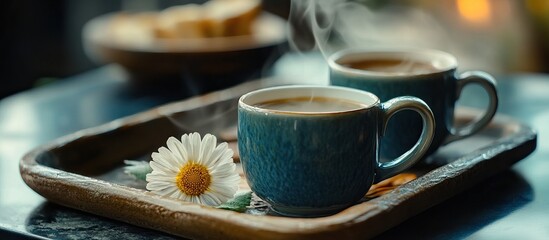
xmin=20 ymin=80 xmax=537 ymax=240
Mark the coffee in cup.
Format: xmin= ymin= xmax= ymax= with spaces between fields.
xmin=254 ymin=96 xmax=365 ymax=112
xmin=341 ymin=58 xmax=438 ymax=75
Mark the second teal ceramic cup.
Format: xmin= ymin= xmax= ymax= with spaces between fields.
xmin=329 ymin=49 xmax=499 ymax=159
xmin=238 ymin=85 xmax=435 ymax=217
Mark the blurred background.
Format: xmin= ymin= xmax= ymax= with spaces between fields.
xmin=1 ymin=0 xmax=549 ymax=99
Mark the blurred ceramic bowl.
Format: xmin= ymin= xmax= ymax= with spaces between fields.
xmin=83 ymin=11 xmax=287 ymax=92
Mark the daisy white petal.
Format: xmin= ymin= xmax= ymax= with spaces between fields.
xmin=208 ymin=142 xmax=229 ymax=165
xmin=152 ymin=150 xmax=178 ymax=173
xmin=156 ymin=187 xmax=178 ymax=196
xmin=192 ymin=195 xmax=202 ymax=205
xmin=186 ymin=134 xmax=198 ymax=161
xmin=209 ymin=182 xmax=238 ymax=198
xmin=204 ymin=192 xmax=223 ymax=205
xmin=182 ymin=194 xmax=192 ymax=202
xmin=167 ymin=137 xmax=188 ymax=165
xmin=199 ymin=134 xmax=216 ymax=166
xmin=209 ymin=162 xmax=236 ymax=175
xmin=201 ymin=193 xmax=219 ymax=206
xmin=190 ymin=133 xmax=202 ymax=162
xmin=213 ymin=180 xmax=239 ymax=193
xmin=145 ymin=173 xmax=175 ymax=182
xmin=217 ymin=149 xmax=234 ymax=166
xmin=180 ymin=134 xmax=192 ymax=157
xmin=210 ymin=178 xmax=238 ymax=187
xmin=145 ymin=181 xmax=170 ymax=189
xmin=149 ymin=161 xmax=175 ymax=175
xmin=170 ymin=190 xmax=183 ymax=199
xmin=158 ymin=147 xmax=181 ymax=169
xmin=150 ymin=152 xmax=173 ymax=170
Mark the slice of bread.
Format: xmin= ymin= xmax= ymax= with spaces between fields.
xmin=203 ymin=0 xmax=261 ymax=37
xmin=110 ymin=12 xmax=157 ymax=46
xmin=153 ymin=0 xmax=261 ymax=39
xmin=154 ymin=4 xmax=207 ymax=39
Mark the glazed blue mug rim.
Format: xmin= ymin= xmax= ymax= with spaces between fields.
xmin=238 ymin=85 xmax=382 ymax=115
xmin=328 ymin=48 xmax=458 ymax=79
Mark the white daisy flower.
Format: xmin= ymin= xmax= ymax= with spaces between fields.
xmin=146 ymin=132 xmax=240 ymax=206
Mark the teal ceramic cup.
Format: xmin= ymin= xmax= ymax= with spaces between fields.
xmin=238 ymin=85 xmax=435 ymax=217
xmin=329 ymin=49 xmax=498 ymax=159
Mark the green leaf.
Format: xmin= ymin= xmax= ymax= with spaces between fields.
xmin=216 ymin=191 xmax=252 ymax=213
xmin=123 ymin=160 xmax=152 ymax=181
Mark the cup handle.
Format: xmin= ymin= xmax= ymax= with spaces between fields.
xmin=374 ymin=97 xmax=436 ymax=182
xmin=443 ymin=71 xmax=499 ymax=144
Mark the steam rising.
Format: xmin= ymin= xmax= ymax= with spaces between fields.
xmin=162 ymin=99 xmax=238 ymax=141
xmin=288 ymin=0 xmax=450 ymax=59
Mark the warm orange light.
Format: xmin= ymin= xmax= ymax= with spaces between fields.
xmin=456 ymin=0 xmax=492 ymax=25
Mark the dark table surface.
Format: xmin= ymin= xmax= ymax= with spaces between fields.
xmin=1 ymin=54 xmax=549 ymax=239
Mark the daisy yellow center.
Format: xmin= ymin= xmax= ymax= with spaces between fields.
xmin=176 ymin=162 xmax=211 ymax=196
